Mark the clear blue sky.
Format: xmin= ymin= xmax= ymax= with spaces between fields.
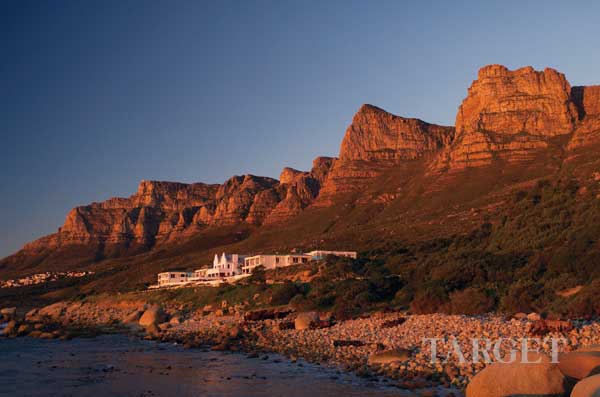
xmin=1 ymin=0 xmax=599 ymax=258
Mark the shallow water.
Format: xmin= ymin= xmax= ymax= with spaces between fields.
xmin=0 ymin=334 xmax=410 ymax=396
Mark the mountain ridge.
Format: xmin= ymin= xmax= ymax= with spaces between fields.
xmin=3 ymin=64 xmax=600 ymax=289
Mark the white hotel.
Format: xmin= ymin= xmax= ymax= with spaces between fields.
xmin=154 ymin=250 xmax=358 ymax=287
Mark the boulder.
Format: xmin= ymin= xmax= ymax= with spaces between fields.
xmin=368 ymin=348 xmax=411 ymax=365
xmin=513 ymin=312 xmax=527 ymax=320
xmin=38 ymin=332 xmax=55 ymax=339
xmin=527 ymin=312 xmax=542 ymax=321
xmin=294 ymin=312 xmax=320 ymax=330
xmin=145 ymin=323 xmax=161 ymax=338
xmin=466 ymin=352 xmax=568 ymax=397
xmin=28 ymin=330 xmax=42 ymax=338
xmin=38 ymin=302 xmax=67 ymax=321
xmin=123 ymin=310 xmax=143 ymax=324
xmin=16 ymin=324 xmax=32 ymax=336
xmin=0 ymin=307 xmax=17 ymax=317
xmin=1 ymin=320 xmax=17 ymax=337
xmin=571 ymin=374 xmax=600 ymax=397
xmin=158 ymin=322 xmax=171 ymax=331
xmin=169 ymin=316 xmax=181 ymax=325
xmin=138 ymin=306 xmax=167 ymax=328
xmin=558 ymin=350 xmax=600 ymax=380
xmin=25 ymin=308 xmax=40 ymax=322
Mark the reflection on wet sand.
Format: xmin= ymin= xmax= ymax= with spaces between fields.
xmin=0 ymin=334 xmax=410 ymax=396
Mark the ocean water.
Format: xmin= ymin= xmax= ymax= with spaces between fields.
xmin=0 ymin=334 xmax=410 ymax=396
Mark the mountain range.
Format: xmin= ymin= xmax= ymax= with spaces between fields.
xmin=2 ymin=64 xmax=600 ymax=296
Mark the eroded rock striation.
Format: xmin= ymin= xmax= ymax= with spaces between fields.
xmin=316 ymin=104 xmax=454 ymax=203
xmin=434 ymin=65 xmax=582 ymax=171
xmin=570 ymin=85 xmax=600 ymax=148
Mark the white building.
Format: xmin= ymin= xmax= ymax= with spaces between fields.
xmin=306 ymin=250 xmax=358 ymax=260
xmin=206 ymin=253 xmax=247 ymax=278
xmin=242 ymin=254 xmax=311 ymax=274
xmin=157 ymin=271 xmax=193 ymax=287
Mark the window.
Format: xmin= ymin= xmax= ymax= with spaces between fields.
xmin=276 ymin=257 xmax=280 ymax=264
xmin=293 ymin=257 xmax=298 ymax=263
xmin=170 ymin=274 xmax=175 ymax=278
xmin=302 ymin=258 xmax=308 ymax=263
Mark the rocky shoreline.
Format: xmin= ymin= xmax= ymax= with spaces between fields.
xmin=3 ymin=302 xmax=600 ymax=397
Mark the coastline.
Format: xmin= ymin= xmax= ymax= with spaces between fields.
xmin=4 ymin=300 xmax=600 ymax=396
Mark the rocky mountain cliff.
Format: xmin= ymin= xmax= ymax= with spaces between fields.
xmin=4 ymin=64 xmax=600 ymax=280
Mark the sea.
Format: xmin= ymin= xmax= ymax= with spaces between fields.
xmin=0 ymin=333 xmax=410 ymax=396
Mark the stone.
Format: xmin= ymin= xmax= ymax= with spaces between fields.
xmin=558 ymin=350 xmax=600 ymax=380
xmin=466 ymin=352 xmax=567 ymax=397
xmin=571 ymin=373 xmax=600 ymax=397
xmin=38 ymin=332 xmax=55 ymax=339
xmin=527 ymin=312 xmax=542 ymax=321
xmin=0 ymin=307 xmax=16 ymax=317
xmin=294 ymin=312 xmax=320 ymax=330
xmin=16 ymin=324 xmax=32 ymax=336
xmin=513 ymin=312 xmax=527 ymax=320
xmin=38 ymin=302 xmax=67 ymax=321
xmin=368 ymin=348 xmax=411 ymax=365
xmin=123 ymin=310 xmax=142 ymax=324
xmin=1 ymin=320 xmax=17 ymax=337
xmin=138 ymin=306 xmax=167 ymax=328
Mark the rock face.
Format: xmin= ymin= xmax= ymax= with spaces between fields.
xmin=570 ymin=85 xmax=600 ymax=148
xmin=317 ymin=104 xmax=454 ymax=202
xmin=265 ymin=157 xmax=335 ymax=223
xmin=456 ymin=65 xmax=577 ymax=136
xmin=436 ymin=65 xmax=580 ymax=171
xmin=14 ymin=157 xmax=337 ymax=259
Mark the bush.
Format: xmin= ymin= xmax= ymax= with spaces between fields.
xmin=410 ymin=283 xmax=448 ymax=314
xmin=289 ymin=294 xmax=314 ymax=311
xmin=270 ymin=281 xmax=299 ymax=306
xmin=446 ymin=287 xmax=496 ymax=315
xmin=500 ymin=280 xmax=542 ymax=313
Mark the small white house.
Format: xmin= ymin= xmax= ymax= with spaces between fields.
xmin=157 ymin=271 xmax=192 ymax=287
xmin=206 ymin=253 xmax=247 ymax=278
xmin=242 ymin=254 xmax=311 ymax=274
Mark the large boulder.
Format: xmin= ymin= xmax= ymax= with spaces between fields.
xmin=294 ymin=312 xmax=319 ymax=330
xmin=368 ymin=348 xmax=411 ymax=365
xmin=559 ymin=350 xmax=600 ymax=380
xmin=571 ymin=374 xmax=600 ymax=397
xmin=123 ymin=310 xmax=143 ymax=324
xmin=466 ymin=352 xmax=568 ymax=397
xmin=138 ymin=306 xmax=167 ymax=328
xmin=38 ymin=302 xmax=67 ymax=321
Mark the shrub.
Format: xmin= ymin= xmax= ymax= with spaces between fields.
xmin=270 ymin=281 xmax=299 ymax=306
xmin=447 ymin=287 xmax=496 ymax=315
xmin=410 ymin=283 xmax=448 ymax=314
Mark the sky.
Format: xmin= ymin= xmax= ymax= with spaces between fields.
xmin=1 ymin=0 xmax=600 ymax=258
